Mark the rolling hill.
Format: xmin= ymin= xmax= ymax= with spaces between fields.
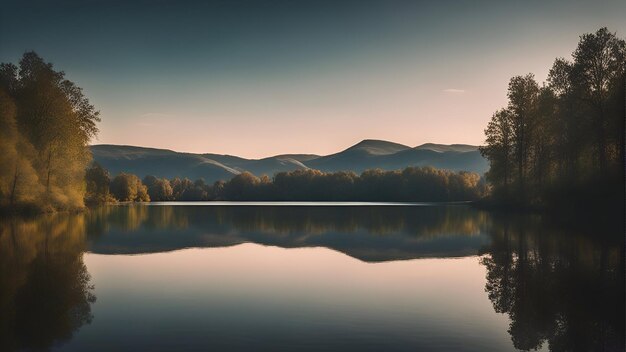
xmin=91 ymin=139 xmax=488 ymax=182
xmin=305 ymin=140 xmax=487 ymax=174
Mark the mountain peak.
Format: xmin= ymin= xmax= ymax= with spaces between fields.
xmin=346 ymin=139 xmax=411 ymax=155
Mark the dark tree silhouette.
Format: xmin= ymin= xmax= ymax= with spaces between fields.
xmin=95 ymin=166 xmax=484 ymax=202
xmin=143 ymin=175 xmax=174 ymax=201
xmin=480 ymin=28 xmax=625 ymax=209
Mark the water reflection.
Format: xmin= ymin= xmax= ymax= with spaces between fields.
xmin=84 ymin=205 xmax=491 ymax=261
xmin=0 ymin=205 xmax=623 ymax=351
xmin=0 ymin=215 xmax=96 ymax=352
xmin=481 ymin=214 xmax=624 ymax=351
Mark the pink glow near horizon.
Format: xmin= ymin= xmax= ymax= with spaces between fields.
xmin=91 ymin=32 xmax=589 ymax=158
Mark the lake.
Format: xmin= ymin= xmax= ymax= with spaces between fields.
xmin=0 ymin=203 xmax=623 ymax=351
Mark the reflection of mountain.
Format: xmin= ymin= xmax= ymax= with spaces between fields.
xmin=91 ymin=140 xmax=488 ymax=182
xmin=0 ymin=215 xmax=96 ymax=352
xmin=84 ymin=205 xmax=490 ymax=262
xmin=1 ymin=205 xmax=622 ymax=351
xmin=481 ymin=214 xmax=625 ymax=352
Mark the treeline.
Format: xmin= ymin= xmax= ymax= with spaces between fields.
xmin=0 ymin=52 xmax=482 ymax=209
xmin=86 ymin=164 xmax=484 ymax=202
xmin=480 ymin=28 xmax=625 ymax=210
xmin=0 ymin=52 xmax=100 ymax=212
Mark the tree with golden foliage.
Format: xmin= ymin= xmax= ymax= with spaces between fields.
xmin=0 ymin=52 xmax=100 ymax=211
xmin=110 ymin=173 xmax=150 ymax=202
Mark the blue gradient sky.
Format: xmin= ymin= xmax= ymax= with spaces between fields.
xmin=1 ymin=0 xmax=625 ymax=157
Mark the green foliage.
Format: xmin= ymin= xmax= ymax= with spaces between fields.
xmin=481 ymin=28 xmax=625 ymax=208
xmin=0 ymin=52 xmax=100 ymax=211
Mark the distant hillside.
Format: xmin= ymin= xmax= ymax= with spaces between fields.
xmin=91 ymin=140 xmax=488 ymax=182
xmin=306 ymin=140 xmax=486 ymax=174
xmin=91 ymin=145 xmax=240 ymax=181
xmin=415 ymin=143 xmax=479 ymax=153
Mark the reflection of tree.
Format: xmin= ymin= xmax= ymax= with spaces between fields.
xmin=220 ymin=206 xmax=487 ymax=237
xmin=91 ymin=205 xmax=487 ymax=238
xmin=0 ymin=214 xmax=95 ymax=351
xmin=84 ymin=205 xmax=490 ymax=261
xmin=481 ymin=214 xmax=624 ymax=351
xmin=86 ymin=205 xmax=187 ymax=235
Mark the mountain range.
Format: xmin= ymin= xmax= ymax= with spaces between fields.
xmin=90 ymin=139 xmax=488 ymax=182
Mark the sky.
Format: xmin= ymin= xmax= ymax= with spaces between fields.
xmin=1 ymin=0 xmax=625 ymax=158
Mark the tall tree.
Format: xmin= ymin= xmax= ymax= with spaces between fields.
xmin=0 ymin=89 xmax=41 ymax=207
xmin=480 ymin=109 xmax=514 ymax=193
xmin=548 ymin=58 xmax=583 ymax=181
xmin=481 ymin=28 xmax=625 ymax=209
xmin=0 ymin=52 xmax=100 ymax=210
xmin=531 ymin=86 xmax=557 ymax=188
xmin=507 ymin=74 xmax=539 ymax=194
xmin=571 ymin=27 xmax=626 ymax=171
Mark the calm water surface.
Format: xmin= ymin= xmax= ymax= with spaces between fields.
xmin=0 ymin=204 xmax=623 ymax=351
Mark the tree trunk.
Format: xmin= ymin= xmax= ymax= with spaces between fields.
xmin=518 ymin=134 xmax=525 ymax=195
xmin=46 ymin=149 xmax=52 ymax=193
xmin=504 ymin=159 xmax=509 ymax=194
xmin=9 ymin=163 xmax=19 ymax=207
xmin=618 ymin=73 xmax=626 ymax=176
xmin=597 ymin=105 xmax=607 ymax=173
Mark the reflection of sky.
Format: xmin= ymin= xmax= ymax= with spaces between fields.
xmin=60 ymin=245 xmax=525 ymax=351
xmin=85 ymin=205 xmax=491 ymax=261
xmin=2 ymin=0 xmax=624 ymax=157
